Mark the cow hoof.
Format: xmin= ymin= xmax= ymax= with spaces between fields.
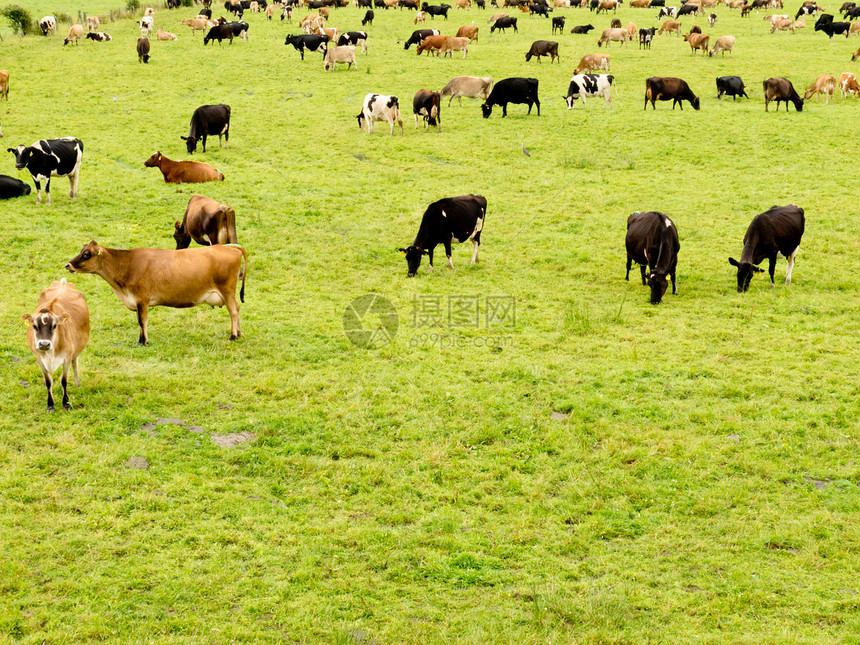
xmin=136 ymin=340 xmax=147 ymax=346
xmin=47 ymin=406 xmax=55 ymax=413
xmin=63 ymin=403 xmax=72 ymax=411
xmin=229 ymin=334 xmax=239 ymax=341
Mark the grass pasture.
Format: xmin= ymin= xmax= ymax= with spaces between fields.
xmin=1 ymin=0 xmax=860 ymax=642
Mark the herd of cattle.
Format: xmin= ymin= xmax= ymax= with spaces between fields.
xmin=6 ymin=0 xmax=847 ymax=411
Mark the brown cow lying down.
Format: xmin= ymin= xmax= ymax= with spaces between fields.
xmin=144 ymin=151 xmax=225 ymax=183
xmin=66 ymin=241 xmax=249 ymax=344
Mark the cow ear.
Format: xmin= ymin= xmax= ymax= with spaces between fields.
xmin=180 ymin=136 xmax=188 ymax=141
xmin=57 ymin=314 xmax=70 ymax=325
xmin=728 ymin=257 xmax=739 ymax=267
xmin=22 ymin=313 xmax=32 ymax=323
xmin=175 ymin=220 xmax=182 ymax=230
xmin=421 ymin=249 xmax=429 ymax=255
xmin=397 ymin=247 xmax=406 ymax=254
xmin=6 ymin=148 xmax=14 ymax=153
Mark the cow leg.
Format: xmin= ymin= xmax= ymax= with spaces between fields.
xmin=60 ymin=360 xmax=72 ymax=411
xmin=72 ymin=355 xmax=81 ymax=387
xmin=767 ymin=256 xmax=777 ymax=287
xmin=427 ymin=247 xmax=434 ymax=271
xmin=670 ymin=260 xmax=678 ymax=294
xmin=414 ymin=113 xmax=420 ymax=129
xmin=69 ymin=171 xmax=79 ymax=198
xmin=43 ymin=371 xmax=56 ymax=412
xmin=34 ymin=180 xmax=42 ymax=205
xmin=639 ymin=264 xmax=647 ymax=285
xmin=226 ymin=294 xmax=241 ymax=340
xmin=136 ymin=303 xmax=149 ymax=345
xmin=201 ymin=135 xmax=207 ymax=153
xmin=470 ymin=239 xmax=479 ymax=265
xmin=445 ymin=241 xmax=454 ymax=269
xmin=785 ymin=246 xmax=799 ymax=285
xmin=44 ymin=178 xmax=52 ymax=204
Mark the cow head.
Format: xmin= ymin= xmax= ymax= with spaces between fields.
xmin=144 ymin=152 xmax=162 ymax=167
xmin=181 ymin=136 xmax=199 ymax=155
xmin=23 ymin=310 xmax=69 ymax=352
xmin=729 ymin=257 xmax=764 ymax=292
xmin=480 ymin=102 xmax=493 ymax=118
xmin=356 ymin=112 xmax=366 ymax=130
xmin=690 ymin=95 xmax=701 ymax=110
xmin=174 ymin=221 xmax=192 ymax=249
xmin=648 ymin=272 xmax=668 ymax=304
xmin=8 ymin=145 xmax=30 ymax=169
xmin=398 ymin=245 xmax=427 ymax=277
xmin=66 ymin=241 xmax=104 ymax=275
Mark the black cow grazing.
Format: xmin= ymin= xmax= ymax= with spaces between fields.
xmin=625 ymin=211 xmax=680 ymax=304
xmin=482 ymin=77 xmax=540 ymax=117
xmin=7 ymin=138 xmax=83 ymax=205
xmin=398 ymin=194 xmax=487 ymax=276
xmin=530 ymin=3 xmax=552 ymax=15
xmin=204 ymin=23 xmax=234 ymax=44
xmin=226 ymin=20 xmax=250 ymax=41
xmin=476 ymin=0 xmax=485 ymax=8
xmin=716 ymin=76 xmax=748 ymax=99
xmin=285 ymin=34 xmax=329 ymax=58
xmin=649 ymin=0 xmax=665 ymax=6
xmin=182 ymin=104 xmax=231 ymax=154
xmin=552 ymin=16 xmax=565 ymax=33
xmin=639 ymin=26 xmax=656 ymax=47
xmin=589 ymin=0 xmax=599 ymax=10
xmin=137 ymin=37 xmax=150 ymax=63
xmin=677 ymin=2 xmax=697 ymax=16
xmin=845 ymin=5 xmax=860 ymax=17
xmin=490 ymin=16 xmax=518 ymax=31
xmin=422 ymin=2 xmax=452 ymax=18
xmin=644 ymin=77 xmax=700 ymax=110
xmin=729 ymin=205 xmax=805 ymax=292
xmin=404 ymin=28 xmax=440 ymax=48
xmin=362 ymin=9 xmax=375 ymax=24
xmin=763 ymin=77 xmax=803 ymax=112
xmin=0 ymin=175 xmax=31 ymax=199
xmin=570 ymin=24 xmax=595 ymax=33
xmin=413 ymin=89 xmax=442 ymax=131
xmin=815 ymin=20 xmax=851 ymax=37
xmin=525 ymin=40 xmax=559 ymax=62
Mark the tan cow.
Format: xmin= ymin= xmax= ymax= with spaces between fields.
xmin=0 ymin=70 xmax=8 ymax=101
xmin=630 ymin=0 xmax=650 ymax=6
xmin=417 ymin=34 xmax=450 ymax=55
xmin=770 ymin=17 xmax=794 ymax=32
xmin=794 ymin=19 xmax=806 ymax=28
xmin=840 ymin=72 xmax=859 ymax=97
xmin=456 ymin=0 xmax=471 ymax=8
xmin=487 ymin=12 xmax=508 ymax=23
xmin=318 ymin=6 xmax=330 ymax=18
xmin=182 ymin=17 xmax=211 ymax=33
xmin=156 ymin=28 xmax=178 ymax=40
xmin=596 ymin=0 xmax=619 ymax=13
xmin=439 ymin=36 xmax=470 ymax=57
xmin=574 ymin=53 xmax=610 ymax=73
xmin=300 ymin=14 xmax=324 ymax=33
xmin=804 ymin=74 xmax=836 ymax=102
xmin=850 ymin=21 xmax=860 ymax=35
xmin=626 ymin=21 xmax=637 ymax=37
xmin=683 ymin=32 xmax=710 ymax=53
xmin=853 ymin=47 xmax=860 ymax=62
xmin=66 ymin=242 xmax=248 ymax=345
xmin=86 ymin=15 xmax=100 ymax=32
xmin=727 ymin=0 xmax=745 ymax=6
xmin=64 ymin=24 xmax=84 ymax=45
xmin=324 ymin=44 xmax=357 ymax=71
xmin=23 ymin=280 xmax=90 ymax=412
xmin=658 ymin=20 xmax=682 ymax=35
xmin=144 ymin=152 xmax=224 ymax=183
xmin=415 ymin=10 xmax=427 ymax=22
xmin=440 ymin=76 xmax=494 ymax=106
xmin=174 ymin=195 xmax=238 ymax=249
xmin=598 ymin=27 xmax=628 ymax=46
xmin=554 ymin=0 xmax=572 ymax=6
xmin=456 ymin=25 xmax=479 ymax=40
xmin=708 ymin=35 xmax=735 ymax=56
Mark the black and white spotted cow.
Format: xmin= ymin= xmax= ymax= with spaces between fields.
xmin=285 ymin=33 xmax=329 ymax=59
xmin=398 ymin=194 xmax=487 ymax=276
xmin=338 ymin=30 xmax=369 ymax=53
xmin=7 ymin=138 xmax=83 ymax=205
xmin=86 ymin=31 xmax=112 ymax=41
xmin=40 ymin=15 xmax=57 ymax=36
xmin=404 ymin=28 xmax=440 ymax=49
xmin=564 ymin=73 xmax=615 ymax=108
xmin=356 ymin=93 xmax=404 ymax=135
xmin=0 ymin=175 xmax=32 ymax=199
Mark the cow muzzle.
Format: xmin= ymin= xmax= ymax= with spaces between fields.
xmin=36 ymin=340 xmax=53 ymax=351
xmin=65 ymin=263 xmax=76 ymax=273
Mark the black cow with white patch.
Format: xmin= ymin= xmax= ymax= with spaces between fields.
xmin=398 ymin=194 xmax=487 ymax=276
xmin=530 ymin=3 xmax=552 ymax=15
xmin=7 ymin=138 xmax=83 ymax=205
xmin=716 ymin=76 xmax=748 ymax=99
xmin=729 ymin=205 xmax=805 ymax=292
xmin=422 ymin=2 xmax=452 ymax=18
xmin=0 ymin=175 xmax=32 ymax=199
xmin=285 ymin=34 xmax=329 ymax=58
xmin=552 ymin=16 xmax=565 ymax=33
xmin=482 ymin=77 xmax=540 ymax=117
xmin=181 ymin=104 xmax=231 ymax=154
xmin=625 ymin=211 xmax=680 ymax=304
xmin=404 ymin=28 xmax=440 ymax=48
xmin=639 ymin=26 xmax=656 ymax=47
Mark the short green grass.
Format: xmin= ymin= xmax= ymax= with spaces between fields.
xmin=1 ymin=1 xmax=859 ymax=642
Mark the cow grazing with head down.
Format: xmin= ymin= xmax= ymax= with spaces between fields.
xmin=716 ymin=75 xmax=748 ymax=99
xmin=598 ymin=27 xmax=628 ymax=45
xmin=0 ymin=175 xmax=31 ymax=198
xmin=413 ymin=89 xmax=442 ymax=130
xmin=683 ymin=31 xmax=710 ymax=53
xmin=23 ymin=280 xmax=90 ymax=412
xmin=139 ymin=16 xmax=154 ymax=37
xmin=362 ymin=9 xmax=375 ymax=24
xmin=137 ymin=37 xmax=150 ymax=62
xmin=804 ymin=74 xmax=837 ymax=103
xmin=490 ymin=16 xmax=518 ymax=31
xmin=357 ymin=93 xmax=404 ymax=135
xmin=8 ymin=138 xmax=83 ymax=205
xmin=64 ymin=25 xmax=84 ymax=45
xmin=729 ymin=205 xmax=804 ymax=292
xmin=66 ymin=241 xmax=248 ymax=345
xmin=440 ymin=75 xmax=494 ymax=106
xmin=840 ymin=72 xmax=860 ymax=97
xmin=709 ymin=35 xmax=734 ymax=56
xmin=399 ymin=194 xmax=487 ymax=276
xmin=525 ymin=40 xmax=560 ymax=62
xmin=324 ymin=45 xmax=357 ymax=70
xmin=564 ymin=73 xmax=615 ymax=108
xmin=574 ymin=53 xmax=610 ymax=73
xmin=456 ymin=24 xmax=479 ymax=40
xmin=625 ymin=211 xmax=680 ymax=304
xmin=144 ymin=152 xmax=225 ymax=183
xmin=174 ymin=194 xmax=238 ymax=248
xmin=182 ymin=104 xmax=230 ymax=154
xmin=40 ymin=16 xmax=57 ymax=36
xmin=644 ymin=76 xmax=700 ymax=109
xmin=404 ymin=27 xmax=441 ymax=48
xmin=482 ymin=77 xmax=540 ymax=117
xmin=763 ymin=77 xmax=803 ymax=111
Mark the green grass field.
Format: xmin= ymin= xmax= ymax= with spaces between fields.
xmin=1 ymin=0 xmax=859 ymax=642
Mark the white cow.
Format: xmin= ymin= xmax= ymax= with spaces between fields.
xmin=40 ymin=15 xmax=57 ymax=36
xmin=564 ymin=73 xmax=616 ymax=109
xmin=139 ymin=16 xmax=154 ymax=38
xmin=356 ymin=93 xmax=404 ymax=135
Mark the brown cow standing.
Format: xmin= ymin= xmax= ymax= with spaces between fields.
xmin=0 ymin=70 xmax=8 ymax=101
xmin=144 ymin=152 xmax=225 ymax=183
xmin=23 ymin=280 xmax=90 ymax=412
xmin=137 ymin=37 xmax=150 ymax=63
xmin=66 ymin=241 xmax=248 ymax=345
xmin=763 ymin=77 xmax=804 ymax=111
xmin=174 ymin=194 xmax=238 ymax=248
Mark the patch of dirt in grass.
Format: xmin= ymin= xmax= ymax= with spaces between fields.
xmin=212 ymin=432 xmax=256 ymax=448
xmin=550 ymin=411 xmax=569 ymax=421
xmin=125 ymin=456 xmax=149 ymax=470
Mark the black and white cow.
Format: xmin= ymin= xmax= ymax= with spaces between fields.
xmin=564 ymin=73 xmax=615 ymax=108
xmin=413 ymin=89 xmax=442 ymax=131
xmin=85 ymin=31 xmax=112 ymax=41
xmin=285 ymin=33 xmax=329 ymax=59
xmin=398 ymin=194 xmax=487 ymax=276
xmin=729 ymin=204 xmax=805 ymax=292
xmin=0 ymin=175 xmax=32 ymax=199
xmin=356 ymin=93 xmax=404 ymax=135
xmin=404 ymin=28 xmax=440 ymax=49
xmin=422 ymin=2 xmax=452 ymax=18
xmin=716 ymin=76 xmax=748 ymax=99
xmin=40 ymin=15 xmax=57 ymax=36
xmin=181 ymin=104 xmax=231 ymax=154
xmin=625 ymin=210 xmax=680 ymax=304
xmin=226 ymin=20 xmax=250 ymax=41
xmin=639 ymin=26 xmax=656 ymax=47
xmin=338 ymin=30 xmax=369 ymax=53
xmin=481 ymin=77 xmax=540 ymax=117
xmin=7 ymin=138 xmax=83 ymax=205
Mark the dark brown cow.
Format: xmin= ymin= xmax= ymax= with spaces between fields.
xmin=525 ymin=40 xmax=560 ymax=62
xmin=23 ymin=280 xmax=90 ymax=412
xmin=625 ymin=211 xmax=680 ymax=304
xmin=413 ymin=89 xmax=442 ymax=131
xmin=137 ymin=36 xmax=150 ymax=63
xmin=65 ymin=241 xmax=249 ymax=345
xmin=763 ymin=77 xmax=804 ymax=111
xmin=644 ymin=76 xmax=700 ymax=109
xmin=174 ymin=194 xmax=238 ymax=248
xmin=144 ymin=152 xmax=225 ymax=183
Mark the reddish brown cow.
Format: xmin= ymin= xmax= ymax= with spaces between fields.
xmin=23 ymin=280 xmax=90 ymax=412
xmin=416 ymin=34 xmax=450 ymax=54
xmin=174 ymin=194 xmax=238 ymax=249
xmin=66 ymin=241 xmax=249 ymax=345
xmin=144 ymin=151 xmax=225 ymax=183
